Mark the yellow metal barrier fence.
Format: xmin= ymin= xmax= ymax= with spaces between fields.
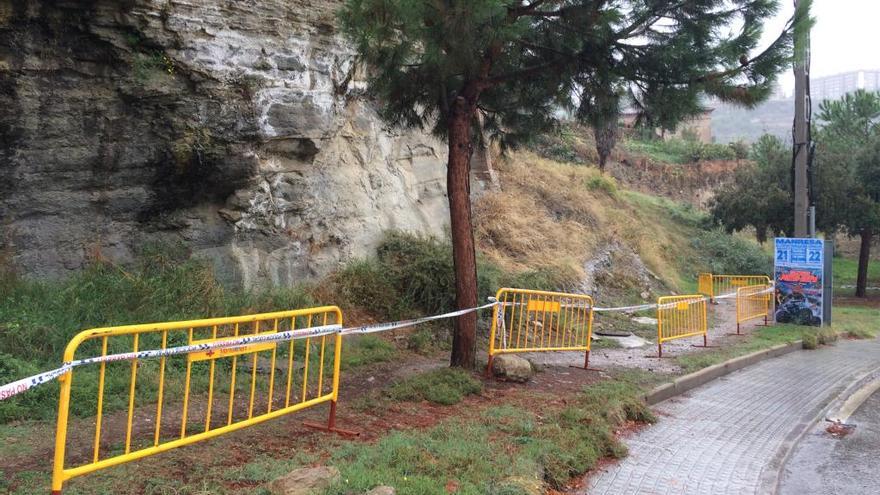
xmin=735 ymin=284 xmax=772 ymax=334
xmin=52 ymin=306 xmax=345 ymax=494
xmin=487 ymin=288 xmax=595 ymax=372
xmin=698 ymin=273 xmax=713 ymax=298
xmin=656 ymin=295 xmax=708 ymax=358
xmin=709 ymin=274 xmax=772 ymax=299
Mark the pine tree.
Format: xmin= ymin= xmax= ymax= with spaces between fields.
xmin=815 ymin=90 xmax=880 ymax=298
xmin=341 ymin=0 xmax=811 ymax=368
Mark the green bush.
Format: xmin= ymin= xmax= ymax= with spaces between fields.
xmin=335 ymin=259 xmax=405 ymax=319
xmin=351 ymin=231 xmax=516 ymax=317
xmin=691 ymin=229 xmax=772 ymax=276
xmin=802 ymin=332 xmax=818 ymax=349
xmin=728 ymin=140 xmax=750 ymax=159
xmin=585 ymin=174 xmax=619 ymax=196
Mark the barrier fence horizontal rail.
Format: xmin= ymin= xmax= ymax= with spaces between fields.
xmin=488 ymin=288 xmax=595 ymax=372
xmin=51 ymin=306 xmax=345 ymax=495
xmin=698 ymin=273 xmax=773 ymax=299
xmin=735 ymin=284 xmax=773 ymax=334
xmin=656 ymin=295 xmax=708 ymax=358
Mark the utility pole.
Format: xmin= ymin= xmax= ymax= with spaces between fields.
xmin=792 ymin=0 xmax=811 ymax=237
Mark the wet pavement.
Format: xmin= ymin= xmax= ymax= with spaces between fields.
xmin=778 ymin=384 xmax=880 ymax=495
xmin=579 ymin=339 xmax=880 ymax=495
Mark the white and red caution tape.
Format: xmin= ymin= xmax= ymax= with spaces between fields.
xmin=0 ymin=285 xmax=775 ymax=402
xmin=0 ymin=301 xmax=499 ymax=402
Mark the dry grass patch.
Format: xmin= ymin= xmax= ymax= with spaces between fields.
xmin=476 ymin=151 xmax=700 ymax=293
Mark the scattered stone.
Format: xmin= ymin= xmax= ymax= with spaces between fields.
xmin=364 ymin=486 xmax=395 ymax=495
xmin=267 ymin=466 xmax=340 ymax=495
xmin=640 ymin=291 xmax=651 ymax=300
xmin=491 ymin=354 xmax=534 ymax=382
xmin=632 ymin=316 xmax=658 ymax=325
xmin=604 ymin=334 xmax=652 ymax=349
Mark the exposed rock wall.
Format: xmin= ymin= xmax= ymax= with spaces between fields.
xmin=0 ymin=0 xmax=451 ymax=288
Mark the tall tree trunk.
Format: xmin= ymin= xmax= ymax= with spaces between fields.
xmin=856 ymin=226 xmax=873 ymax=298
xmin=447 ymin=97 xmax=479 ymax=369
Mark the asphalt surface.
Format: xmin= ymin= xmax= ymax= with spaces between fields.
xmin=581 ymin=339 xmax=880 ymax=495
xmin=778 ymin=385 xmax=880 ymax=495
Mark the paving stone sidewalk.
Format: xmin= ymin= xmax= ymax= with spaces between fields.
xmin=582 ymin=339 xmax=880 ymax=495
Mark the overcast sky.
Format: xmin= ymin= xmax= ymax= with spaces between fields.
xmin=760 ymin=0 xmax=880 ymax=94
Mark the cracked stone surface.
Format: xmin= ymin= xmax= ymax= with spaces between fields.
xmin=581 ymin=339 xmax=880 ymax=495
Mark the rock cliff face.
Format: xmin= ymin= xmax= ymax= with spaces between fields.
xmin=0 ymin=0 xmax=453 ymax=288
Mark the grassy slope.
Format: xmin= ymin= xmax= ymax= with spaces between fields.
xmin=475 ymin=151 xmax=769 ymax=300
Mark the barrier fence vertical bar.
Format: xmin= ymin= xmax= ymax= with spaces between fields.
xmin=92 ymin=337 xmax=108 ymax=462
xmin=154 ymin=330 xmax=168 ymax=446
xmin=124 ymin=334 xmax=139 ymax=453
xmin=284 ymin=317 xmax=296 ymax=408
xmin=267 ymin=318 xmax=279 ymax=413
xmin=180 ymin=327 xmax=193 ymax=439
xmin=52 ymin=353 xmax=74 ymax=494
xmin=227 ymin=323 xmax=240 ymax=426
xmin=247 ymin=321 xmax=259 ymax=420
xmin=205 ymin=325 xmax=218 ymax=432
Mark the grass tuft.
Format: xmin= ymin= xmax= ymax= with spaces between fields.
xmin=327 ymin=378 xmax=654 ymax=494
xmin=386 ymin=368 xmax=482 ymax=406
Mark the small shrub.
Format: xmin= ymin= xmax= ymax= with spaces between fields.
xmin=817 ymin=327 xmax=838 ymax=345
xmin=334 ymin=259 xmax=404 ymax=320
xmin=386 ymin=367 xmax=482 ymax=405
xmin=406 ymin=325 xmax=450 ymax=354
xmin=802 ymin=332 xmax=818 ymax=349
xmin=728 ymin=140 xmax=750 ymax=159
xmin=585 ymin=174 xmax=618 ymax=196
xmin=691 ymin=229 xmax=772 ymax=276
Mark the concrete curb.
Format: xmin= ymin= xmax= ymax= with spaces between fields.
xmin=826 ymin=372 xmax=880 ymax=423
xmin=762 ymin=362 xmax=880 ymax=495
xmin=643 ymin=341 xmax=803 ymax=405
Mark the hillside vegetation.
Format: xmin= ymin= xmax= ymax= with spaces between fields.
xmin=476 ymin=150 xmax=769 ymax=301
xmin=0 ymin=143 xmax=770 ymax=423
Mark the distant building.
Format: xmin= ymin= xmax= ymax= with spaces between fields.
xmin=812 ymin=70 xmax=880 ymax=101
xmin=770 ymin=81 xmax=789 ymax=101
xmin=619 ymin=108 xmax=715 ymax=143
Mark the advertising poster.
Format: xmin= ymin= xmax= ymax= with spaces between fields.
xmin=774 ymin=238 xmax=824 ymax=326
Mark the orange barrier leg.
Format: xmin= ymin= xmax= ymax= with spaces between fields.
xmin=303 ymin=401 xmax=359 ymax=437
xmin=486 ymin=354 xmax=494 ymax=378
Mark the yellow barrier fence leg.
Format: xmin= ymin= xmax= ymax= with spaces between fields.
xmin=303 ymin=332 xmax=359 ymax=437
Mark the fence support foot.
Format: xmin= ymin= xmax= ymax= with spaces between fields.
xmin=569 ymin=351 xmax=603 ymax=371
xmin=485 ymin=354 xmax=494 ymax=378
xmin=691 ymin=335 xmax=719 ymax=348
xmin=303 ymin=401 xmax=359 ymax=437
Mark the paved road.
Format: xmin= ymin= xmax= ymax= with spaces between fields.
xmin=778 ymin=386 xmax=880 ymax=495
xmin=583 ymin=339 xmax=880 ymax=495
